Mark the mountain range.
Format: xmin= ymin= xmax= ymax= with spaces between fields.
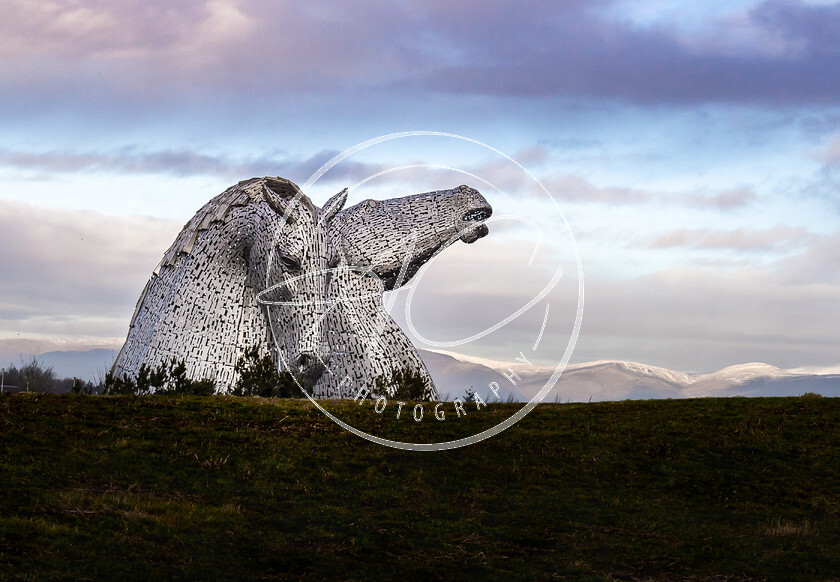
xmin=3 ymin=348 xmax=838 ymax=402
xmin=417 ymin=350 xmax=840 ymax=402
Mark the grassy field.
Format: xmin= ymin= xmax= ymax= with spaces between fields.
xmin=1 ymin=394 xmax=839 ymax=581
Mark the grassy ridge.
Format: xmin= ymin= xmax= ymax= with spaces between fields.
xmin=1 ymin=394 xmax=839 ymax=581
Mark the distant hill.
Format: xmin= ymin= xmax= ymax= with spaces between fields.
xmin=421 ymin=350 xmax=840 ymax=402
xmin=416 ymin=349 xmax=525 ymax=401
xmin=5 ymin=347 xmax=839 ymax=400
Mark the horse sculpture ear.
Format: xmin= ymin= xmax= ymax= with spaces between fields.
xmin=320 ymin=188 xmax=348 ymax=224
xmin=263 ymin=177 xmax=305 ymax=221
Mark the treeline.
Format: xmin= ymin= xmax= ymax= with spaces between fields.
xmin=1 ymin=349 xmax=295 ymax=397
xmin=3 ymin=348 xmax=433 ymax=399
xmin=1 ymin=357 xmax=80 ymax=394
xmin=103 ymin=348 xmax=301 ymax=397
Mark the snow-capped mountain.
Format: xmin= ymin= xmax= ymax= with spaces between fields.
xmin=419 ymin=350 xmax=840 ymax=402
xmin=417 ymin=349 xmax=526 ymax=402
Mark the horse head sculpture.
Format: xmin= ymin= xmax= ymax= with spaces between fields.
xmin=314 ymin=185 xmax=493 ymax=400
xmin=112 ymin=177 xmax=346 ymax=392
xmin=330 ymin=185 xmax=492 ymax=290
xmin=254 ymin=178 xmax=347 ymax=386
xmin=113 ymin=178 xmax=490 ymax=399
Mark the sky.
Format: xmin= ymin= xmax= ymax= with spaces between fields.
xmin=1 ymin=0 xmax=839 ymax=374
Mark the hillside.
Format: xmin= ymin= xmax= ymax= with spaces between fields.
xmin=2 ymin=394 xmax=839 ymax=581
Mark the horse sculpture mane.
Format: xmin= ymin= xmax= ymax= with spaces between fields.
xmin=153 ymin=177 xmax=318 ymax=271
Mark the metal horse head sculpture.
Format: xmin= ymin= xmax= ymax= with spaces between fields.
xmin=112 ymin=177 xmax=346 ymax=392
xmin=254 ymin=178 xmax=347 ymax=386
xmin=315 ymin=185 xmax=493 ymax=400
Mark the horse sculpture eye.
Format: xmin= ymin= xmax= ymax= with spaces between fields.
xmin=281 ymin=256 xmax=301 ymax=271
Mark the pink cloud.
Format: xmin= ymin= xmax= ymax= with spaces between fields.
xmin=2 ymin=0 xmax=840 ymax=104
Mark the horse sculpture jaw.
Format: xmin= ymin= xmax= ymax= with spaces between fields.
xmin=460 ymin=223 xmax=489 ymax=243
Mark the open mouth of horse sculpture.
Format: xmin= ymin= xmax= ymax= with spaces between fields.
xmin=459 ymin=205 xmax=492 ymax=243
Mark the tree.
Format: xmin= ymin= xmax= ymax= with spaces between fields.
xmin=232 ymin=347 xmax=301 ymax=397
xmin=104 ymin=359 xmax=216 ymax=396
xmin=2 ymin=365 xmax=22 ymax=392
xmin=463 ymin=386 xmax=477 ymax=403
xmin=103 ymin=370 xmax=139 ymax=395
xmin=373 ymin=367 xmax=431 ymax=401
xmin=17 ymin=357 xmax=57 ymax=393
xmin=154 ymin=359 xmax=215 ymax=395
xmin=3 ymin=359 xmax=99 ymax=394
xmin=71 ymin=378 xmax=95 ymax=395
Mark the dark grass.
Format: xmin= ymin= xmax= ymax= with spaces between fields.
xmin=1 ymin=394 xmax=839 ymax=581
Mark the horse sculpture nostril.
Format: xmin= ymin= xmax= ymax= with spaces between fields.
xmin=292 ymin=351 xmax=327 ymax=385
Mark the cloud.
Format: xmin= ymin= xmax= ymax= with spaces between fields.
xmin=690 ymin=188 xmax=759 ymax=209
xmin=0 ymin=143 xmax=735 ymax=211
xmin=0 ymin=0 xmax=420 ymax=92
xmin=801 ymin=133 xmax=840 ymax=211
xmin=0 ymin=337 xmax=123 ymax=360
xmin=0 ymin=199 xmax=180 ymax=339
xmin=415 ymin=0 xmax=840 ymax=104
xmin=0 ymin=147 xmax=388 ymax=185
xmin=2 ymin=197 xmax=838 ymax=373
xmin=2 ymin=0 xmax=840 ymax=106
xmin=814 ymin=134 xmax=840 ymax=166
xmin=581 ymin=255 xmax=839 ymax=370
xmin=648 ymin=225 xmax=813 ymax=252
xmin=392 ymin=226 xmax=840 ymax=371
xmin=330 ymin=145 xmax=760 ymax=210
xmin=542 ymin=174 xmax=650 ymax=204
xmin=541 ymin=173 xmax=757 ymax=209
xmin=775 ymin=229 xmax=840 ymax=284
xmin=750 ymin=0 xmax=840 ymax=55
